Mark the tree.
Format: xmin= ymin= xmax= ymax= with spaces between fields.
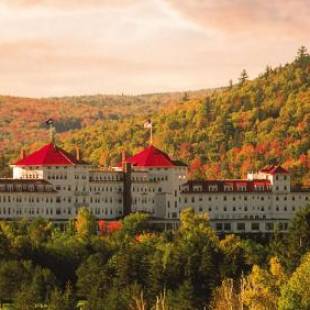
xmin=295 ymin=46 xmax=309 ymax=65
xmin=13 ymin=285 xmax=38 ymax=310
xmin=278 ymin=251 xmax=310 ymax=310
xmin=0 ymin=260 xmax=30 ymax=304
xmin=210 ymin=278 xmax=243 ymax=310
xmin=285 ymin=205 xmax=310 ymax=271
xmin=242 ymin=257 xmax=287 ymax=310
xmin=120 ymin=212 xmax=150 ymax=237
xmin=219 ymin=234 xmax=246 ymax=278
xmin=48 ymin=283 xmax=76 ymax=310
xmin=239 ymin=69 xmax=249 ymax=85
xmin=167 ymin=281 xmax=195 ymax=310
xmin=75 ymin=207 xmax=97 ymax=238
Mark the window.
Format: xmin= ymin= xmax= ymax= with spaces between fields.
xmin=224 ymin=223 xmax=231 ymax=231
xmin=216 ymin=223 xmax=223 ymax=231
xmin=266 ymin=222 xmax=274 ymax=231
xmin=209 ymin=185 xmax=218 ymax=192
xmin=237 ymin=223 xmax=245 ymax=231
xmin=251 ymin=223 xmax=260 ymax=231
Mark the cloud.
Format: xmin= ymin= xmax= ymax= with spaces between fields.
xmin=2 ymin=0 xmax=138 ymax=10
xmin=164 ymin=0 xmax=310 ymax=39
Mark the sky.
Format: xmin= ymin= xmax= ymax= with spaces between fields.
xmin=0 ymin=0 xmax=309 ymax=97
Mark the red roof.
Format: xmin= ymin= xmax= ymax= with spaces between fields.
xmin=260 ymin=165 xmax=288 ymax=175
xmin=124 ymin=145 xmax=176 ymax=168
xmin=14 ymin=143 xmax=85 ymax=166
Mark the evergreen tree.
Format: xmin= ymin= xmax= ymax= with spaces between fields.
xmin=238 ymin=69 xmax=249 ymax=85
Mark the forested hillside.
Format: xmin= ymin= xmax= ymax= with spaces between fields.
xmin=59 ymin=48 xmax=310 ymax=186
xmin=1 ymin=48 xmax=309 ymax=185
xmin=0 ymin=90 xmax=211 ymax=172
xmin=0 ymin=207 xmax=310 ymax=309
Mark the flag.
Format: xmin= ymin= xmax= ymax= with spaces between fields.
xmin=45 ymin=118 xmax=54 ymax=126
xmin=144 ymin=119 xmax=152 ymax=129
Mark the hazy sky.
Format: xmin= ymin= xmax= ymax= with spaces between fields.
xmin=0 ymin=0 xmax=309 ymax=97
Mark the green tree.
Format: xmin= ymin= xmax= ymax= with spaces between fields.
xmin=286 ymin=205 xmax=310 ymax=270
xmin=278 ymin=252 xmax=310 ymax=310
xmin=48 ymin=283 xmax=76 ymax=310
xmin=120 ymin=212 xmax=150 ymax=237
xmin=13 ymin=285 xmax=38 ymax=310
xmin=0 ymin=260 xmax=30 ymax=304
xmin=76 ymin=207 xmax=97 ymax=238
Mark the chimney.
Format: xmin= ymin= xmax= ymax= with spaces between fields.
xmin=75 ymin=146 xmax=80 ymax=162
xmin=20 ymin=148 xmax=26 ymax=160
xmin=123 ymin=162 xmax=132 ymax=216
xmin=121 ymin=150 xmax=126 ymax=167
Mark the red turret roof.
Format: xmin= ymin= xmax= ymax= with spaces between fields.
xmin=260 ymin=165 xmax=288 ymax=175
xmin=124 ymin=145 xmax=176 ymax=168
xmin=14 ymin=143 xmax=85 ymax=166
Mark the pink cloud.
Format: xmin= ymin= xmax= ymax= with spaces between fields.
xmin=2 ymin=0 xmax=138 ymax=10
xmin=164 ymin=0 xmax=310 ymax=39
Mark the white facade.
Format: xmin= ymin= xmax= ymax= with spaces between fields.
xmin=0 ymin=146 xmax=309 ymax=234
xmin=180 ymin=169 xmax=309 ymax=233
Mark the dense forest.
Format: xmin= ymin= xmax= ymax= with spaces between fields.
xmin=60 ymin=47 xmax=309 ymax=186
xmin=0 ymin=206 xmax=310 ymax=309
xmin=0 ymin=90 xmax=210 ymax=156
xmin=2 ymin=48 xmax=308 ymax=186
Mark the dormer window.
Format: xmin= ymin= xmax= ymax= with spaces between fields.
xmin=193 ymin=185 xmax=202 ymax=192
xmin=182 ymin=185 xmax=189 ymax=192
xmin=224 ymin=185 xmax=233 ymax=192
xmin=209 ymin=185 xmax=218 ymax=192
xmin=237 ymin=185 xmax=247 ymax=191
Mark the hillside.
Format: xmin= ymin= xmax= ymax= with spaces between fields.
xmin=1 ymin=48 xmax=309 ymax=185
xmin=58 ymin=48 xmax=310 ymax=186
xmin=0 ymin=89 xmax=212 ymax=160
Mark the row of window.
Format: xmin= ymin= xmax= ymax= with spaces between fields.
xmin=0 ymin=185 xmax=53 ymax=192
xmin=184 ymin=195 xmax=308 ymax=203
xmin=215 ymin=222 xmax=289 ymax=232
xmin=0 ymin=206 xmax=122 ymax=217
xmin=196 ymin=205 xmax=296 ymax=213
xmin=90 ymin=175 xmax=122 ymax=181
xmin=186 ymin=185 xmax=271 ymax=193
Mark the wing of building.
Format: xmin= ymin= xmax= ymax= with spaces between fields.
xmin=0 ymin=142 xmax=309 ymax=233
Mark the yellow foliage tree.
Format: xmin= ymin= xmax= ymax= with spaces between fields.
xmin=242 ymin=257 xmax=287 ymax=310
